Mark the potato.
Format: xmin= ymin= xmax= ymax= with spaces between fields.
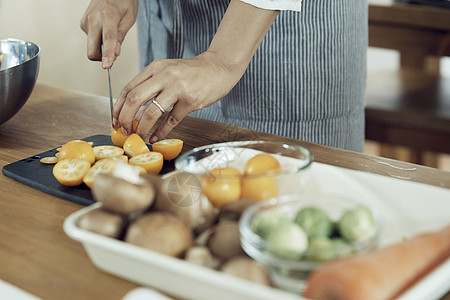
xmin=92 ymin=172 xmax=155 ymax=215
xmin=77 ymin=207 xmax=126 ymax=239
xmin=184 ymin=246 xmax=220 ymax=269
xmin=220 ymin=256 xmax=272 ymax=286
xmin=218 ymin=198 xmax=256 ymax=222
xmin=124 ymin=212 xmax=193 ymax=257
xmin=206 ymin=220 xmax=244 ymax=260
xmin=143 ymin=172 xmax=217 ymax=234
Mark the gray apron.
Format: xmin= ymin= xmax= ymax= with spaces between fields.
xmin=137 ymin=0 xmax=368 ymax=152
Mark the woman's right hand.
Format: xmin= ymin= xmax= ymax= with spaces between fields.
xmin=80 ymin=0 xmax=138 ymax=69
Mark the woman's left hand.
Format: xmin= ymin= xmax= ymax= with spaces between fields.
xmin=112 ymin=51 xmax=240 ymax=143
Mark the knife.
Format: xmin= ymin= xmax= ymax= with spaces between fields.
xmin=101 ymin=44 xmax=114 ymax=126
xmin=107 ymin=66 xmax=114 ymax=126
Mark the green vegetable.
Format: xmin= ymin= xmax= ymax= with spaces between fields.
xmin=251 ymin=209 xmax=288 ymax=239
xmin=304 ymin=237 xmax=353 ymax=261
xmin=332 ymin=238 xmax=354 ymax=258
xmin=338 ymin=205 xmax=377 ymax=242
xmin=294 ymin=206 xmax=333 ymax=238
xmin=304 ymin=237 xmax=335 ymax=261
xmin=264 ymin=221 xmax=308 ymax=260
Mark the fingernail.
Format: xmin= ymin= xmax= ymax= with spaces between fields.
xmin=115 ymin=42 xmax=121 ymax=56
xmin=122 ymin=127 xmax=130 ymax=136
xmin=149 ymin=136 xmax=159 ymax=144
xmin=112 ymin=118 xmax=118 ymax=128
xmin=102 ymin=57 xmax=110 ymax=69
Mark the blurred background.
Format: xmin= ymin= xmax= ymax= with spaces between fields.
xmin=0 ymin=0 xmax=449 ymax=170
xmin=0 ymin=0 xmax=140 ymax=97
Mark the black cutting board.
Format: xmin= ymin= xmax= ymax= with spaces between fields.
xmin=2 ymin=134 xmax=175 ymax=206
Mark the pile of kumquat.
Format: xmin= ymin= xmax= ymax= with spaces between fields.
xmin=42 ymin=122 xmax=183 ymax=187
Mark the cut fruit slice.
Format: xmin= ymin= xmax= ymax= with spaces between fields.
xmin=40 ymin=156 xmax=58 ymax=164
xmin=111 ymin=120 xmax=139 ymax=147
xmin=129 ymin=152 xmax=164 ymax=174
xmin=56 ymin=140 xmax=95 ymax=165
xmin=83 ymin=158 xmax=117 ymax=188
xmin=123 ymin=134 xmax=150 ymax=157
xmin=152 ymin=138 xmax=183 ymax=160
xmin=93 ymin=145 xmax=125 ymax=160
xmin=53 ymin=159 xmax=91 ymax=186
xmin=112 ymin=155 xmax=129 ymax=164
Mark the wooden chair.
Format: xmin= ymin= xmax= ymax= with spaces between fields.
xmin=364 ymin=70 xmax=450 ymax=167
xmin=366 ymin=0 xmax=450 ymax=167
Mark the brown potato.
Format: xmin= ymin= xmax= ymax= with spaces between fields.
xmin=92 ymin=173 xmax=155 ymax=215
xmin=218 ymin=198 xmax=256 ymax=222
xmin=220 ymin=256 xmax=272 ymax=286
xmin=124 ymin=212 xmax=193 ymax=257
xmin=206 ymin=220 xmax=244 ymax=260
xmin=184 ymin=246 xmax=220 ymax=269
xmin=143 ymin=172 xmax=217 ymax=234
xmin=77 ymin=207 xmax=126 ymax=239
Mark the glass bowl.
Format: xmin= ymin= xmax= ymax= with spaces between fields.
xmin=174 ymin=141 xmax=314 ymax=205
xmin=239 ymin=194 xmax=382 ymax=293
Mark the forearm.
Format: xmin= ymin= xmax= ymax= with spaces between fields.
xmin=206 ymin=0 xmax=279 ymax=78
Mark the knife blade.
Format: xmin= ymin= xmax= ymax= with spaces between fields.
xmin=107 ymin=66 xmax=114 ymax=126
xmin=101 ymin=44 xmax=114 ymax=126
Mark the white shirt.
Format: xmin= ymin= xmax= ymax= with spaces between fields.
xmin=240 ymin=0 xmax=302 ymax=11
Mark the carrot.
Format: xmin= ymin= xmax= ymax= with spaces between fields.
xmin=303 ymin=225 xmax=450 ymax=300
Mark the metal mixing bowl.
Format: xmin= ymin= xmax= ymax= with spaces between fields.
xmin=0 ymin=38 xmax=40 ymax=126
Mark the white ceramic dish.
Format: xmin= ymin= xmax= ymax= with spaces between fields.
xmin=64 ymin=203 xmax=300 ymax=300
xmin=64 ymin=161 xmax=450 ymax=300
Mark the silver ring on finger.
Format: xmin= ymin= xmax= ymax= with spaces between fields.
xmin=150 ymin=99 xmax=166 ymax=113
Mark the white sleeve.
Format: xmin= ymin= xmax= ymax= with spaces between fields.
xmin=239 ymin=0 xmax=302 ymax=12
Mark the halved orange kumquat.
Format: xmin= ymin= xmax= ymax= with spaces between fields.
xmin=129 ymin=152 xmax=164 ymax=174
xmin=152 ymin=138 xmax=183 ymax=160
xmin=40 ymin=156 xmax=58 ymax=164
xmin=111 ymin=120 xmax=139 ymax=147
xmin=56 ymin=140 xmax=95 ymax=165
xmin=123 ymin=134 xmax=150 ymax=157
xmin=112 ymin=155 xmax=129 ymax=164
xmin=83 ymin=158 xmax=117 ymax=188
xmin=93 ymin=145 xmax=124 ymax=161
xmin=52 ymin=159 xmax=91 ymax=187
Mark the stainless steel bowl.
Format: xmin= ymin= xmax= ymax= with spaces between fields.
xmin=0 ymin=38 xmax=40 ymax=126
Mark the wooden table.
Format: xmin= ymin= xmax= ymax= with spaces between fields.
xmin=1 ymin=84 xmax=450 ymax=299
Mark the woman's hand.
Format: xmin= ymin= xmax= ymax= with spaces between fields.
xmin=113 ymin=51 xmax=240 ymax=143
xmin=113 ymin=0 xmax=278 ymax=143
xmin=80 ymin=0 xmax=138 ymax=69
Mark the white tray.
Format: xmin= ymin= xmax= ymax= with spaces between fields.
xmin=63 ymin=162 xmax=450 ymax=300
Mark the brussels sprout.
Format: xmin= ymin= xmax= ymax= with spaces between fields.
xmin=303 ymin=237 xmax=335 ymax=261
xmin=304 ymin=237 xmax=353 ymax=261
xmin=250 ymin=209 xmax=288 ymax=239
xmin=332 ymin=238 xmax=354 ymax=258
xmin=264 ymin=221 xmax=308 ymax=260
xmin=294 ymin=206 xmax=333 ymax=239
xmin=338 ymin=205 xmax=377 ymax=242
